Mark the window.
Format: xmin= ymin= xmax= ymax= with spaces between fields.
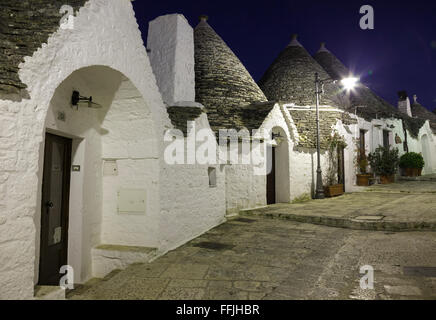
xmin=208 ymin=167 xmax=217 ymax=187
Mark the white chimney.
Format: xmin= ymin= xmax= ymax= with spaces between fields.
xmin=147 ymin=14 xmax=195 ymax=106
xmin=398 ymin=91 xmax=412 ymax=117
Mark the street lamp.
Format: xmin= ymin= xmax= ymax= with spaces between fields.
xmin=340 ymin=77 xmax=359 ymax=91
xmin=314 ymin=73 xmax=359 ymax=199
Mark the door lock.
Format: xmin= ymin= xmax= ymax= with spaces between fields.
xmin=46 ymin=201 xmax=54 ymax=208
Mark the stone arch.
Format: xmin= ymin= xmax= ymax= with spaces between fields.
xmin=0 ymin=0 xmax=172 ymax=298
xmin=34 ymin=65 xmax=162 ymax=285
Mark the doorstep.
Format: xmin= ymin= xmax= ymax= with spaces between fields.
xmin=34 ymin=285 xmax=66 ymax=300
xmin=91 ymin=244 xmax=157 ymax=278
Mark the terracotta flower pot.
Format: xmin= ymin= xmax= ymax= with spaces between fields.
xmin=403 ymin=168 xmax=413 ymax=177
xmin=402 ymin=168 xmax=422 ymax=177
xmin=324 ymin=184 xmax=344 ymax=197
xmin=356 ymin=174 xmax=371 ymax=186
xmin=380 ymin=175 xmax=395 ymax=184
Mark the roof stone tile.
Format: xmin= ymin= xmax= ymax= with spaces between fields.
xmin=258 ymin=35 xmax=342 ymax=106
xmin=0 ymin=0 xmax=87 ymax=100
xmin=194 ymin=17 xmax=268 ymax=133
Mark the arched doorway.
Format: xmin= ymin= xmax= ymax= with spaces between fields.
xmin=36 ymin=66 xmax=160 ymax=285
xmin=421 ymin=134 xmax=432 ymax=174
xmin=267 ymin=127 xmax=290 ymax=204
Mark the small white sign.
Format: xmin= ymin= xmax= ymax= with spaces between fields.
xmin=53 ymin=227 xmax=62 ymax=244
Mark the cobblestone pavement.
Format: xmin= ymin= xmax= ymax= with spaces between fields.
xmin=68 ymin=216 xmax=436 ymax=300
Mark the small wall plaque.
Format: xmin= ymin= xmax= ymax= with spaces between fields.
xmin=103 ymin=160 xmax=118 ymax=176
xmin=57 ymin=111 xmax=66 ymax=122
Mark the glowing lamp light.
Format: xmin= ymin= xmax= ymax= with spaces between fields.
xmin=340 ymin=77 xmax=359 ymax=90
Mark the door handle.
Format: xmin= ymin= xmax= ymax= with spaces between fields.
xmin=45 ymin=201 xmax=54 ymax=208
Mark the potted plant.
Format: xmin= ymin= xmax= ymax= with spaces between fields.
xmin=399 ymin=152 xmax=425 ymax=177
xmin=356 ymin=154 xmax=371 ymax=186
xmin=324 ymin=131 xmax=347 ymax=197
xmin=368 ymin=146 xmax=400 ymax=184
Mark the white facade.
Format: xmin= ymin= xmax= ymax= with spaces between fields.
xmin=0 ymin=1 xmax=224 ymax=299
xmin=0 ymin=1 xmax=435 ymax=300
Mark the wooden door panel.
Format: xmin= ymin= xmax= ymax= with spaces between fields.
xmin=39 ymin=133 xmax=72 ymax=285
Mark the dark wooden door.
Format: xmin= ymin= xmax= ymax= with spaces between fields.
xmin=337 ymin=146 xmax=345 ymax=192
xmin=359 ymin=129 xmax=366 ymax=158
xmin=267 ymin=147 xmax=276 ymax=204
xmin=39 ymin=133 xmax=72 ymax=285
xmin=383 ymin=130 xmax=390 ymax=149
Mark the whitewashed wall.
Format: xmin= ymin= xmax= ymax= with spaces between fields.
xmin=159 ymin=112 xmax=226 ymax=251
xmin=37 ymin=66 xmax=123 ymax=285
xmin=258 ymin=103 xmax=292 ymax=203
xmin=147 ymin=14 xmax=195 ymax=105
xmin=101 ymin=78 xmax=160 ymax=250
xmin=0 ymin=1 xmax=227 ymax=299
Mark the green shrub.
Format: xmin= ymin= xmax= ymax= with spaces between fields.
xmin=399 ymin=152 xmax=425 ymax=169
xmin=368 ymin=146 xmax=400 ymax=176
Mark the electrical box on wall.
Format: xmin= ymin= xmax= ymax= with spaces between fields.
xmin=117 ymin=189 xmax=146 ymax=215
xmin=103 ymin=160 xmax=118 ymax=176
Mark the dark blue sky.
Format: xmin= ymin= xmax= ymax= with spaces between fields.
xmin=132 ymin=0 xmax=436 ymax=112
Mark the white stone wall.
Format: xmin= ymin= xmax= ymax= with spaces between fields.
xmin=100 ymin=78 xmax=160 ymax=249
xmin=282 ymin=105 xmax=351 ymax=200
xmin=225 ymin=163 xmax=267 ymax=215
xmin=0 ymin=1 xmax=227 ymax=299
xmin=36 ymin=66 xmax=118 ymax=285
xmin=147 ymin=14 xmax=195 ymax=105
xmin=404 ymin=122 xmax=436 ymax=174
xmin=223 ymin=103 xmax=292 ymax=215
xmin=353 ymin=116 xmax=436 ymax=177
xmin=2 ymin=0 xmax=436 ymax=300
xmin=159 ymin=112 xmax=226 ymax=251
xmin=0 ymin=0 xmax=169 ymax=299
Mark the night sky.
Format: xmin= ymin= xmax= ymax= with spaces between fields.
xmin=132 ymin=0 xmax=436 ymax=112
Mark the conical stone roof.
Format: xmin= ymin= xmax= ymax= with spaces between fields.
xmin=411 ymin=97 xmax=436 ymax=121
xmin=194 ymin=16 xmax=268 ymax=132
xmin=313 ymin=43 xmax=350 ymax=81
xmin=258 ymin=35 xmax=342 ymax=106
xmin=410 ymin=96 xmax=436 ymax=132
xmin=0 ymin=0 xmax=87 ymax=100
xmin=314 ymin=43 xmax=426 ymax=137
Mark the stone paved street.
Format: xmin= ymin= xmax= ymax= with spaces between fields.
xmin=243 ymin=179 xmax=436 ymax=231
xmin=68 ymin=181 xmax=436 ymax=300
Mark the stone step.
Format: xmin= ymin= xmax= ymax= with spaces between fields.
xmin=91 ymin=244 xmax=157 ymax=278
xmin=240 ymin=208 xmax=436 ymax=232
xmin=399 ymin=174 xmax=436 ymax=181
xmin=34 ymin=285 xmax=66 ymax=300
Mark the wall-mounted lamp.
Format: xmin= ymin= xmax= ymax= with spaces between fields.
xmin=271 ymin=132 xmax=282 ymax=140
xmin=71 ymin=90 xmax=102 ymax=109
xmin=271 ymin=132 xmax=284 ymax=146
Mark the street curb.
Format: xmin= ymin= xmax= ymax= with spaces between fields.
xmin=239 ymin=209 xmax=436 ymax=232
